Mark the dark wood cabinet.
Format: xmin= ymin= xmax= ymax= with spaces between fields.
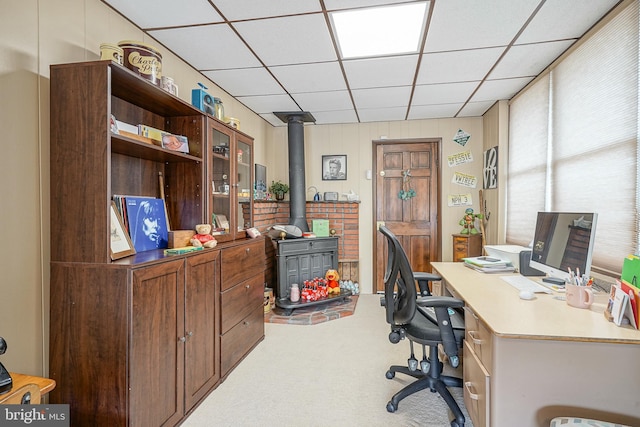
xmin=49 ymin=60 xmax=263 ymax=426
xmin=184 ymin=251 xmax=221 ymax=410
xmin=220 ymin=239 xmax=265 ymax=377
xmin=452 ymin=233 xmax=483 ymax=261
xmin=130 ymin=260 xmax=185 ymax=427
xmin=207 ymin=119 xmax=254 ymax=242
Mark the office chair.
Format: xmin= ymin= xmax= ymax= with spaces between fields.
xmin=379 ymin=226 xmax=466 ymax=427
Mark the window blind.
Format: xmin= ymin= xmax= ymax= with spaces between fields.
xmin=507 ymin=1 xmax=639 ymax=274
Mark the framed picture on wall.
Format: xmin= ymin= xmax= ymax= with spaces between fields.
xmin=322 ymin=155 xmax=347 ymax=180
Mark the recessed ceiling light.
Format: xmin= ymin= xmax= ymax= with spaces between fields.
xmin=331 ymin=2 xmax=428 ymax=59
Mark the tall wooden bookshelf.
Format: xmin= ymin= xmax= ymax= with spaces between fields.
xmin=49 ymin=60 xmax=263 ymax=426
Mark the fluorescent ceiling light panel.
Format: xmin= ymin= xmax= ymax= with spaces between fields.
xmin=332 ymin=2 xmax=427 ymax=59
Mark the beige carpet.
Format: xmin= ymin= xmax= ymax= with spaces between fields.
xmin=183 ymin=294 xmax=473 ymax=427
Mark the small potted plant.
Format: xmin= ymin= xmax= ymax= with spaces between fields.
xmin=269 ymin=180 xmax=289 ymax=201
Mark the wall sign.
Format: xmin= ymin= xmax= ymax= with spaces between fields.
xmin=483 ymin=146 xmax=498 ymax=189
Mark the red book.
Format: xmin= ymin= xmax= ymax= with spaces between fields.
xmin=621 ymin=279 xmax=639 ymax=328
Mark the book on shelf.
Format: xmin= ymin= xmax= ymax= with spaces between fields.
xmin=124 ymin=196 xmax=169 ymax=252
xmin=215 ymin=214 xmax=229 ymax=230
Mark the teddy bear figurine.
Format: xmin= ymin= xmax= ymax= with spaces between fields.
xmin=459 ymin=208 xmax=483 ymax=235
xmin=325 ymin=269 xmax=341 ymax=294
xmin=190 ymin=223 xmax=218 ymax=248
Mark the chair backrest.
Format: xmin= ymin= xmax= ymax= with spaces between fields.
xmin=379 ymin=226 xmax=417 ymax=326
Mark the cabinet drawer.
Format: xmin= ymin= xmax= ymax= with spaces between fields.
xmin=221 ymin=273 xmax=264 ymax=334
xmin=464 ymin=306 xmax=493 ymax=371
xmin=221 ymin=240 xmax=264 ymax=289
xmin=221 ymin=306 xmax=264 ymax=375
xmin=463 ymin=340 xmax=490 ymax=427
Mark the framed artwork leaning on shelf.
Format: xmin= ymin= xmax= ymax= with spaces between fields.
xmin=110 ymin=201 xmax=136 ymax=260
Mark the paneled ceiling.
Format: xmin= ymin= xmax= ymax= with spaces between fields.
xmin=102 ymin=0 xmax=620 ymax=126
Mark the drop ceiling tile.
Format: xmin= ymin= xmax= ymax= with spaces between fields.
xmin=343 ymin=55 xmax=418 ymax=89
xmin=352 ymin=86 xmax=412 ymax=110
xmin=324 ymin=0 xmax=420 ymax=11
xmin=260 ymin=113 xmax=289 ymax=127
xmin=213 ymin=0 xmax=321 ymax=20
xmin=517 ymin=0 xmax=619 ymax=44
xmin=471 ymin=77 xmax=534 ymax=102
xmin=412 ymin=81 xmax=479 ymax=105
xmin=408 ymin=103 xmax=463 ymax=120
xmin=358 ymin=106 xmax=407 ymax=122
xmin=202 ymin=68 xmax=284 ymax=97
xmin=489 ymin=40 xmax=574 ymax=79
xmin=104 ymin=0 xmax=222 ymax=28
xmin=424 ymin=0 xmax=539 ymax=52
xmin=233 ymin=14 xmax=336 ymax=66
xmin=235 ymin=94 xmax=300 ymax=115
xmin=417 ymin=47 xmax=505 ymax=85
xmin=270 ymin=62 xmax=347 ymax=93
xmin=458 ymin=101 xmax=496 ymax=117
xmin=150 ymin=25 xmax=260 ymax=70
xmin=312 ymin=110 xmax=359 ymax=125
xmin=292 ymin=91 xmax=353 ymax=112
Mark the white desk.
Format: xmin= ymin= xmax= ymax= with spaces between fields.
xmin=432 ymin=262 xmax=640 ymax=427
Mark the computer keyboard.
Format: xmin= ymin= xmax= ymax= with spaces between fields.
xmin=500 ymin=275 xmax=552 ymax=294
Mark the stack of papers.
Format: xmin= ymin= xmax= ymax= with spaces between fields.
xmin=462 ymin=256 xmax=516 ymax=273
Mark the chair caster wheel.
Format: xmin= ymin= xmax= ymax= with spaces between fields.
xmin=450 ymin=355 xmax=460 ymax=368
xmin=385 ymin=370 xmax=395 ymax=379
xmin=386 ymin=401 xmax=397 ymax=413
xmin=450 ymin=421 xmax=463 ymax=427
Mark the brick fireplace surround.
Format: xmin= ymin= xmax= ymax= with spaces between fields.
xmin=251 ymin=200 xmax=360 ymax=290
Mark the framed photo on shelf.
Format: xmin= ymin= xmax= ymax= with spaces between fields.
xmin=322 ymin=155 xmax=347 ymax=180
xmin=110 ymin=201 xmax=136 ymax=260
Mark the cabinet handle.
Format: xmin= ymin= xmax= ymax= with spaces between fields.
xmin=245 ymin=248 xmax=250 ymax=255
xmin=179 ymin=336 xmax=186 ymax=343
xmin=187 ymin=331 xmax=193 ymax=338
xmin=464 ymin=381 xmax=479 ymax=400
xmin=467 ymin=330 xmax=482 ymax=345
xmin=243 ymin=321 xmax=249 ymax=326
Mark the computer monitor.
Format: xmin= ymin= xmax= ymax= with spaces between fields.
xmin=529 ymin=211 xmax=598 ymax=281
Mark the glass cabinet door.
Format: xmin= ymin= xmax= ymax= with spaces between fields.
xmin=208 ymin=121 xmax=232 ymax=238
xmin=236 ymin=135 xmax=253 ymax=233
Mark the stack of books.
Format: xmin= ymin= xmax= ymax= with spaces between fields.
xmin=462 ymin=256 xmax=516 ymax=273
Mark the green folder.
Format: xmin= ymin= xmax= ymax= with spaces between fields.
xmin=312 ymin=219 xmax=330 ymax=237
xmin=622 ymin=254 xmax=640 ymax=288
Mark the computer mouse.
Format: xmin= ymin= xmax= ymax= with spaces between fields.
xmin=519 ymin=290 xmax=535 ymax=300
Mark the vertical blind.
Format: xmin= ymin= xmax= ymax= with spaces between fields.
xmin=507 ymin=1 xmax=639 ymax=274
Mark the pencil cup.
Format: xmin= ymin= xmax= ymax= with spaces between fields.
xmin=565 ymin=283 xmax=593 ymax=309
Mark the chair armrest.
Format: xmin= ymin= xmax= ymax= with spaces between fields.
xmin=414 ymin=272 xmax=441 ymax=296
xmin=416 ymin=296 xmax=464 ymax=309
xmin=414 ymin=272 xmax=441 ymax=282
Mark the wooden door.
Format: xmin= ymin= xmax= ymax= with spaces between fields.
xmin=130 ymin=260 xmax=185 ymax=427
xmin=373 ymin=139 xmax=441 ymax=293
xmin=184 ymin=250 xmax=221 ymax=411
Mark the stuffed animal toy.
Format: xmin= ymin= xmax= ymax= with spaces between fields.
xmin=459 ymin=208 xmax=483 ymax=235
xmin=190 ymin=224 xmax=217 ymax=248
xmin=325 ymin=269 xmax=341 ymax=294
